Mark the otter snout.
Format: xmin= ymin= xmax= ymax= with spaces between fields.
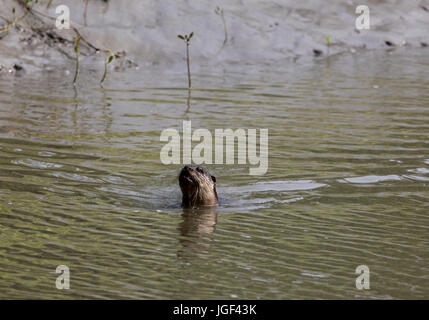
xmin=179 ymin=165 xmax=218 ymax=208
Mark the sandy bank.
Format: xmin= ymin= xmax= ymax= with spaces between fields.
xmin=0 ymin=0 xmax=428 ymax=73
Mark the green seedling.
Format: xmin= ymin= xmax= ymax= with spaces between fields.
xmin=73 ymin=36 xmax=81 ymax=85
xmin=100 ymin=53 xmax=115 ymax=85
xmin=177 ymin=32 xmax=194 ymax=90
xmin=326 ymin=35 xmax=331 ymax=55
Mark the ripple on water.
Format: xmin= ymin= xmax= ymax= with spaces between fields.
xmin=11 ymin=159 xmax=63 ymax=169
xmin=1 ymin=51 xmax=429 ymax=299
xmin=340 ymin=175 xmax=402 ymax=184
xmin=222 ymin=180 xmax=327 ymax=193
xmin=407 ymin=168 xmax=429 ymax=174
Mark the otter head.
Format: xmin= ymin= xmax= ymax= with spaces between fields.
xmin=179 ymin=165 xmax=218 ymax=208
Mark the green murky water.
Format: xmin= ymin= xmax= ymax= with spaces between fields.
xmin=0 ymin=50 xmax=428 ymax=299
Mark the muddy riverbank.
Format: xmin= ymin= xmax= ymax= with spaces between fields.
xmin=1 ymin=0 xmax=429 ymax=74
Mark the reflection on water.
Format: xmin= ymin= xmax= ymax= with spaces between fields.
xmin=178 ymin=207 xmax=217 ymax=258
xmin=0 ymin=50 xmax=429 ymax=299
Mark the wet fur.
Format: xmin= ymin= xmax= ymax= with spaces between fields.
xmin=179 ymin=165 xmax=218 ymax=208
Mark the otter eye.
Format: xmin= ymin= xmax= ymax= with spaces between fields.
xmin=211 ymin=175 xmax=216 ymax=183
xmin=197 ymin=167 xmax=203 ymax=173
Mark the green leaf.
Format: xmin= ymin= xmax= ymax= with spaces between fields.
xmin=178 ymin=35 xmax=184 ymax=40
xmin=108 ymin=55 xmax=114 ymax=64
xmin=189 ymin=32 xmax=194 ymax=39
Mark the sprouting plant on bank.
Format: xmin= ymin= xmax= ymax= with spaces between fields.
xmin=215 ymin=6 xmax=227 ymax=47
xmin=0 ymin=1 xmax=33 ymax=34
xmin=100 ymin=51 xmax=115 ymax=85
xmin=177 ymin=32 xmax=194 ymax=90
xmin=326 ymin=35 xmax=331 ymax=55
xmin=73 ymin=36 xmax=81 ymax=84
xmin=8 ymin=0 xmax=125 ymax=87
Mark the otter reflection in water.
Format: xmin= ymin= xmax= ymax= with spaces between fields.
xmin=179 ymin=165 xmax=218 ymax=208
xmin=178 ymin=207 xmax=218 ymax=256
xmin=179 ymin=207 xmax=217 ymax=241
xmin=178 ymin=165 xmax=218 ymax=254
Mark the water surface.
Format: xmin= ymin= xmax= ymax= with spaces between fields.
xmin=0 ymin=50 xmax=428 ymax=299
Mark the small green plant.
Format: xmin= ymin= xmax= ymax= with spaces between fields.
xmin=215 ymin=6 xmax=227 ymax=47
xmin=177 ymin=32 xmax=194 ymax=90
xmin=73 ymin=36 xmax=81 ymax=85
xmin=0 ymin=1 xmax=33 ymax=34
xmin=326 ymin=35 xmax=331 ymax=55
xmin=100 ymin=52 xmax=115 ymax=85
xmin=3 ymin=0 xmax=122 ymax=87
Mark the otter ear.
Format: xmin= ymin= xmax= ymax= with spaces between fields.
xmin=211 ymin=175 xmax=216 ymax=183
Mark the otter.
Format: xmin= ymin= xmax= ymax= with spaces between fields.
xmin=179 ymin=165 xmax=218 ymax=208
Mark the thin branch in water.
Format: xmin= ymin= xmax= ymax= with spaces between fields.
xmin=100 ymin=54 xmax=114 ymax=85
xmin=186 ymin=40 xmax=191 ymax=89
xmin=178 ymin=32 xmax=194 ymax=111
xmin=185 ymin=88 xmax=191 ymax=113
xmin=326 ymin=35 xmax=331 ymax=56
xmin=73 ymin=36 xmax=81 ymax=85
xmin=177 ymin=32 xmax=193 ymax=89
